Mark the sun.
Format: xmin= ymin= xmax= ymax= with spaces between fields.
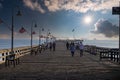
xmin=84 ymin=16 xmax=92 ymax=24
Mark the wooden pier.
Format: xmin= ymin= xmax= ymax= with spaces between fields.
xmin=0 ymin=41 xmax=120 ymax=80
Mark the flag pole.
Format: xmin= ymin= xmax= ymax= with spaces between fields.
xmin=11 ymin=8 xmax=14 ymax=55
xmin=11 ymin=7 xmax=22 ymax=55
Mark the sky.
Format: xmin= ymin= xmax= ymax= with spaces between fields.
xmin=0 ymin=0 xmax=119 ymax=40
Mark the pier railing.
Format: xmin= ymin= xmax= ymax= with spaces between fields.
xmin=1 ymin=45 xmax=119 ymax=64
xmin=84 ymin=45 xmax=119 ymax=63
xmin=0 ymin=45 xmax=38 ymax=63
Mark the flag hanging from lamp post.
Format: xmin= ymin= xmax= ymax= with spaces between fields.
xmin=32 ymin=31 xmax=36 ymax=35
xmin=40 ymin=35 xmax=44 ymax=38
xmin=19 ymin=27 xmax=26 ymax=33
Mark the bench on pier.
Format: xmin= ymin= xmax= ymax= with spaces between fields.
xmin=5 ymin=54 xmax=20 ymax=67
xmin=100 ymin=49 xmax=119 ymax=62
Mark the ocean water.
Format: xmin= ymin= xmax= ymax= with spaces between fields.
xmin=83 ymin=40 xmax=119 ymax=48
xmin=0 ymin=39 xmax=119 ymax=50
xmin=0 ymin=39 xmax=46 ymax=50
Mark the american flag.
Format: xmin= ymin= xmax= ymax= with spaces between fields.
xmin=32 ymin=31 xmax=36 ymax=34
xmin=40 ymin=35 xmax=44 ymax=38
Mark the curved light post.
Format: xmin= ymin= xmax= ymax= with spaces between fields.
xmin=31 ymin=21 xmax=37 ymax=55
xmin=11 ymin=7 xmax=22 ymax=54
xmin=46 ymin=30 xmax=49 ymax=43
xmin=39 ymin=29 xmax=41 ymax=46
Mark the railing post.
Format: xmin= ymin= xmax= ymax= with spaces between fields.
xmin=110 ymin=51 xmax=113 ymax=61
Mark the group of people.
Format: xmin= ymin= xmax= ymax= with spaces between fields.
xmin=49 ymin=42 xmax=56 ymax=51
xmin=66 ymin=41 xmax=84 ymax=57
xmin=37 ymin=41 xmax=56 ymax=54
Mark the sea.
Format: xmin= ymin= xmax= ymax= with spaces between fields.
xmin=83 ymin=40 xmax=119 ymax=48
xmin=0 ymin=39 xmax=119 ymax=50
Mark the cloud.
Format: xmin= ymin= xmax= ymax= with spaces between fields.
xmin=22 ymin=0 xmax=119 ymax=13
xmin=44 ymin=0 xmax=119 ymax=13
xmin=92 ymin=0 xmax=119 ymax=11
xmin=91 ymin=19 xmax=119 ymax=38
xmin=44 ymin=0 xmax=61 ymax=12
xmin=23 ymin=0 xmax=45 ymax=13
xmin=101 ymin=10 xmax=108 ymax=14
xmin=0 ymin=3 xmax=2 ymax=8
xmin=0 ymin=34 xmax=10 ymax=39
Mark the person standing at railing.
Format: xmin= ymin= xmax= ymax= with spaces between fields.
xmin=79 ymin=42 xmax=84 ymax=57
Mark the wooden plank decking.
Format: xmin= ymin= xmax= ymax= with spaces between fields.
xmin=0 ymin=41 xmax=120 ymax=80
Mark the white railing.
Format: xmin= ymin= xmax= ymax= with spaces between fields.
xmin=0 ymin=46 xmax=38 ymax=63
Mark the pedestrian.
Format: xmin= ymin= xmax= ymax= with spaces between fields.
xmin=79 ymin=42 xmax=84 ymax=57
xmin=66 ymin=41 xmax=69 ymax=50
xmin=39 ymin=45 xmax=42 ymax=53
xmin=70 ymin=42 xmax=76 ymax=57
xmin=53 ymin=41 xmax=56 ymax=51
xmin=49 ymin=42 xmax=52 ymax=51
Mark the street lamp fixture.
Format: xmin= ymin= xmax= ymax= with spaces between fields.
xmin=16 ymin=10 xmax=22 ymax=16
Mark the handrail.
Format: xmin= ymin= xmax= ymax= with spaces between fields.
xmin=0 ymin=46 xmax=38 ymax=63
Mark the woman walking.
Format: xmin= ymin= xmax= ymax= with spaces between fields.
xmin=70 ymin=42 xmax=76 ymax=57
xmin=79 ymin=42 xmax=84 ymax=57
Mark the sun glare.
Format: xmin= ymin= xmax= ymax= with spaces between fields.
xmin=84 ymin=16 xmax=92 ymax=24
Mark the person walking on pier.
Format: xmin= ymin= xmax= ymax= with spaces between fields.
xmin=49 ymin=42 xmax=52 ymax=51
xmin=70 ymin=42 xmax=76 ymax=57
xmin=53 ymin=42 xmax=56 ymax=51
xmin=79 ymin=42 xmax=84 ymax=57
xmin=66 ymin=41 xmax=69 ymax=50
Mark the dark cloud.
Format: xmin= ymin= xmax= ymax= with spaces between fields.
xmin=0 ymin=3 xmax=2 ymax=8
xmin=91 ymin=19 xmax=119 ymax=38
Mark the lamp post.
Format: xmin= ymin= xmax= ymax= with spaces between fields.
xmin=119 ymin=1 xmax=120 ymax=64
xmin=0 ymin=6 xmax=22 ymax=55
xmin=46 ymin=30 xmax=48 ymax=43
xmin=11 ymin=7 xmax=22 ymax=55
xmin=31 ymin=21 xmax=37 ymax=55
xmin=39 ymin=28 xmax=41 ymax=46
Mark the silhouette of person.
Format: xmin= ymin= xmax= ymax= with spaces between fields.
xmin=70 ymin=42 xmax=76 ymax=57
xmin=49 ymin=42 xmax=52 ymax=51
xmin=79 ymin=42 xmax=84 ymax=57
xmin=66 ymin=41 xmax=69 ymax=50
xmin=53 ymin=42 xmax=56 ymax=51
